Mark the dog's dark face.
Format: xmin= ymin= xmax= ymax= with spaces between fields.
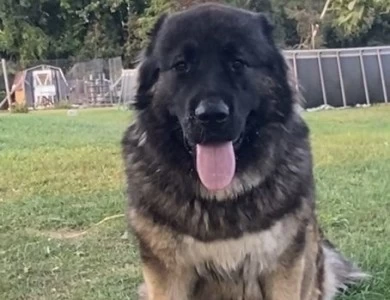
xmin=134 ymin=3 xmax=295 ymax=189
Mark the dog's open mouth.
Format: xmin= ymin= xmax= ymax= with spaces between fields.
xmin=185 ymin=134 xmax=243 ymax=192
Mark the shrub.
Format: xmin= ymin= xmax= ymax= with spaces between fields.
xmin=54 ymin=100 xmax=72 ymax=110
xmin=11 ymin=103 xmax=29 ymax=113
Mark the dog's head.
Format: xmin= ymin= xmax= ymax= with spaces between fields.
xmin=134 ymin=3 xmax=295 ymax=191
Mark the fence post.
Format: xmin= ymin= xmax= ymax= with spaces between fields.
xmin=359 ymin=49 xmax=370 ymax=105
xmin=336 ymin=51 xmax=347 ymax=107
xmin=1 ymin=58 xmax=12 ymax=111
xmin=292 ymin=52 xmax=299 ymax=95
xmin=377 ymin=48 xmax=388 ymax=103
xmin=317 ymin=51 xmax=327 ymax=106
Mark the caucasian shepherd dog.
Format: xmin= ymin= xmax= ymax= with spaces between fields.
xmin=121 ymin=3 xmax=366 ymax=299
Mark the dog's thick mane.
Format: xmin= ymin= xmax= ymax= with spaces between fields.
xmin=123 ymin=102 xmax=313 ymax=243
xmin=120 ymin=4 xmax=315 ymax=243
xmin=122 ymin=5 xmax=367 ymax=299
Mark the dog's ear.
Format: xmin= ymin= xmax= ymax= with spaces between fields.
xmin=133 ymin=13 xmax=168 ymax=110
xmin=256 ymin=12 xmax=274 ymax=42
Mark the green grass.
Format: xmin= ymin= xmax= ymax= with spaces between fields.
xmin=1 ymin=105 xmax=390 ymax=299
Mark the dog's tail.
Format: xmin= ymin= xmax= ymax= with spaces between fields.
xmin=321 ymin=239 xmax=368 ymax=300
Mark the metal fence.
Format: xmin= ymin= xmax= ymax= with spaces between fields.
xmin=284 ymin=45 xmax=390 ymax=108
xmin=118 ymin=45 xmax=390 ymax=110
xmin=1 ymin=45 xmax=390 ymax=110
xmin=0 ymin=57 xmax=123 ymax=109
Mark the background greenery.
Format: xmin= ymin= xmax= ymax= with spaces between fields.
xmin=0 ymin=0 xmax=389 ymax=67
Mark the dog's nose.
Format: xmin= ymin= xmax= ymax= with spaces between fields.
xmin=195 ymin=99 xmax=230 ymax=123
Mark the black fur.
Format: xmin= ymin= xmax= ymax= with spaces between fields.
xmin=122 ymin=3 xmax=314 ymax=242
xmin=122 ymin=4 xmax=366 ymax=299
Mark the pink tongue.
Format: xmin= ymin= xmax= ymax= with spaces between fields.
xmin=196 ymin=142 xmax=236 ymax=191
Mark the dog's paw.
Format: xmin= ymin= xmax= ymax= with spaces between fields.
xmin=138 ymin=283 xmax=148 ymax=300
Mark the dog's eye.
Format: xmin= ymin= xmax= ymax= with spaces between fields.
xmin=173 ymin=61 xmax=190 ymax=73
xmin=230 ymin=59 xmax=246 ymax=73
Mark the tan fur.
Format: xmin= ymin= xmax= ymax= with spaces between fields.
xmin=140 ymin=263 xmax=194 ymax=300
xmin=130 ymin=209 xmax=300 ymax=269
xmin=141 ymin=263 xmax=169 ymax=300
xmin=262 ymin=223 xmax=322 ymax=300
xmin=263 ymin=257 xmax=305 ymax=300
xmin=129 ymin=202 xmax=327 ymax=300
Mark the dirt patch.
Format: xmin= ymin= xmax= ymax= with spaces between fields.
xmin=26 ymin=214 xmax=125 ymax=240
xmin=28 ymin=228 xmax=87 ymax=240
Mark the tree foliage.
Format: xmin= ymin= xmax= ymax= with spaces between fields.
xmin=0 ymin=0 xmax=389 ymax=65
xmin=330 ymin=0 xmax=390 ymax=37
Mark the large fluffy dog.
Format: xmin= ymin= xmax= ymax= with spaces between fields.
xmin=122 ymin=3 xmax=366 ymax=299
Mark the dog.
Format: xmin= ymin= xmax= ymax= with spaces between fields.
xmin=121 ymin=3 xmax=366 ymax=299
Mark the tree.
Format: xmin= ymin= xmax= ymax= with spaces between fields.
xmin=124 ymin=0 xmax=174 ymax=66
xmin=60 ymin=0 xmax=130 ymax=59
xmin=329 ymin=0 xmax=390 ymax=38
xmin=0 ymin=0 xmax=130 ymax=62
xmin=1 ymin=0 xmax=390 ymax=65
xmin=0 ymin=0 xmax=62 ymax=61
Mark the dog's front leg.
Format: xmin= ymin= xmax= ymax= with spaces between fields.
xmin=261 ymin=255 xmax=307 ymax=300
xmin=140 ymin=262 xmax=194 ymax=300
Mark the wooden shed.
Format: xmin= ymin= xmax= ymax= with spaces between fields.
xmin=8 ymin=65 xmax=69 ymax=109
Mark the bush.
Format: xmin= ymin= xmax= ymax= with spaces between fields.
xmin=11 ymin=103 xmax=29 ymax=113
xmin=54 ymin=100 xmax=72 ymax=110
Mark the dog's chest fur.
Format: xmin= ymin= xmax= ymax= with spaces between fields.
xmin=131 ymin=208 xmax=299 ymax=280
xmin=180 ymin=217 xmax=296 ymax=279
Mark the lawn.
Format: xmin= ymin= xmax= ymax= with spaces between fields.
xmin=1 ymin=105 xmax=389 ymax=299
